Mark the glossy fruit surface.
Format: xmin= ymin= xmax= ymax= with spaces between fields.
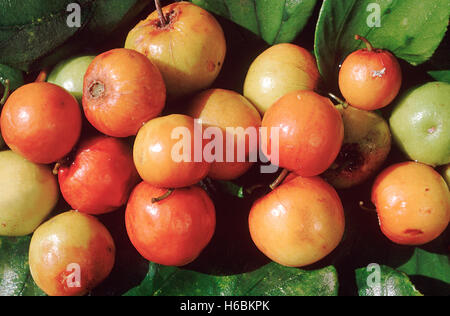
xmin=125 ymin=182 xmax=216 ymax=266
xmin=244 ymin=43 xmax=320 ymax=114
xmin=1 ymin=82 xmax=82 ymax=164
xmin=372 ymin=162 xmax=450 ymax=245
xmin=47 ymin=55 xmax=96 ymax=102
xmin=249 ymin=176 xmax=345 ymax=267
xmin=125 ymin=2 xmax=226 ymax=98
xmin=338 ymin=37 xmax=402 ymax=111
xmin=58 ymin=136 xmax=140 ymax=215
xmin=0 ymin=150 xmax=58 ymax=236
xmin=83 ymin=48 xmax=166 ymax=137
xmin=323 ymin=106 xmax=391 ymax=189
xmin=29 ymin=211 xmax=115 ymax=296
xmin=134 ymin=114 xmax=210 ymax=188
xmin=188 ymin=89 xmax=261 ymax=180
xmin=390 ymin=82 xmax=450 ymax=167
xmin=262 ymin=90 xmax=344 ymax=177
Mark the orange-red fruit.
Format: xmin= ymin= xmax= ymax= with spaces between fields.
xmin=339 ymin=39 xmax=402 ymax=111
xmin=372 ymin=162 xmax=450 ymax=245
xmin=125 ymin=182 xmax=216 ymax=266
xmin=58 ymin=136 xmax=140 ymax=215
xmin=187 ymin=89 xmax=262 ymax=180
xmin=83 ymin=48 xmax=166 ymax=137
xmin=262 ymin=90 xmax=344 ymax=177
xmin=133 ymin=114 xmax=211 ymax=188
xmin=29 ymin=211 xmax=115 ymax=296
xmin=249 ymin=176 xmax=345 ymax=267
xmin=1 ymin=82 xmax=82 ymax=164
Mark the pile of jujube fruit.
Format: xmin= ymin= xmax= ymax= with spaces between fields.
xmin=0 ymin=1 xmax=448 ymax=296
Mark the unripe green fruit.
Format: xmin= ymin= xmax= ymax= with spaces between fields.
xmin=390 ymin=82 xmax=450 ymax=167
xmin=0 ymin=151 xmax=59 ymax=236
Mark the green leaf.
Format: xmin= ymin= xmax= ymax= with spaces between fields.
xmin=0 ymin=0 xmax=149 ymax=71
xmin=395 ymin=247 xmax=450 ymax=296
xmin=356 ymin=265 xmax=422 ymax=296
xmin=0 ymin=236 xmax=46 ymax=296
xmin=190 ymin=0 xmax=318 ymax=44
xmin=0 ymin=64 xmax=24 ymax=91
xmin=428 ymin=70 xmax=450 ymax=83
xmin=314 ymin=0 xmax=450 ymax=91
xmin=125 ymin=263 xmax=338 ymax=296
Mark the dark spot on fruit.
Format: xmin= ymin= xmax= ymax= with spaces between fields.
xmin=334 ymin=143 xmax=365 ymax=172
xmin=404 ymin=229 xmax=423 ymax=236
xmin=207 ymin=61 xmax=216 ymax=72
xmin=1 ymin=223 xmax=6 ymax=227
xmin=425 ymin=188 xmax=430 ymax=192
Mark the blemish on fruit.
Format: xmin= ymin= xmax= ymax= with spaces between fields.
xmin=428 ymin=126 xmax=436 ymax=134
xmin=207 ymin=61 xmax=216 ymax=72
xmin=334 ymin=143 xmax=365 ymax=172
xmin=403 ymin=229 xmax=424 ymax=236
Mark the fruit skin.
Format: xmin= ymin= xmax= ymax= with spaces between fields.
xmin=58 ymin=136 xmax=140 ymax=215
xmin=262 ymin=90 xmax=344 ymax=177
xmin=389 ymin=82 xmax=450 ymax=167
xmin=323 ymin=106 xmax=391 ymax=189
xmin=0 ymin=151 xmax=58 ymax=236
xmin=29 ymin=211 xmax=115 ymax=296
xmin=47 ymin=55 xmax=96 ymax=102
xmin=249 ymin=176 xmax=345 ymax=267
xmin=338 ymin=45 xmax=402 ymax=111
xmin=187 ymin=89 xmax=261 ymax=180
xmin=83 ymin=48 xmax=166 ymax=138
xmin=134 ymin=114 xmax=210 ymax=188
xmin=125 ymin=2 xmax=226 ymax=98
xmin=1 ymin=82 xmax=82 ymax=164
xmin=125 ymin=182 xmax=216 ymax=266
xmin=244 ymin=43 xmax=320 ymax=114
xmin=441 ymin=164 xmax=450 ymax=188
xmin=372 ymin=162 xmax=450 ymax=246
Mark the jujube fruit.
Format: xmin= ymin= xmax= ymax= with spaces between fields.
xmin=249 ymin=176 xmax=345 ymax=267
xmin=339 ymin=35 xmax=402 ymax=111
xmin=372 ymin=162 xmax=450 ymax=245
xmin=1 ymin=82 xmax=82 ymax=164
xmin=126 ymin=182 xmax=216 ymax=266
xmin=133 ymin=114 xmax=211 ymax=189
xmin=262 ymin=90 xmax=344 ymax=177
xmin=389 ymin=81 xmax=450 ymax=167
xmin=323 ymin=105 xmax=391 ymax=189
xmin=83 ymin=48 xmax=166 ymax=137
xmin=187 ymin=89 xmax=261 ymax=180
xmin=58 ymin=136 xmax=140 ymax=215
xmin=244 ymin=43 xmax=320 ymax=114
xmin=0 ymin=150 xmax=59 ymax=236
xmin=125 ymin=1 xmax=226 ymax=98
xmin=29 ymin=211 xmax=116 ymax=296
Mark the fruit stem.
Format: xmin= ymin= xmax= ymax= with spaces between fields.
xmin=52 ymin=163 xmax=61 ymax=176
xmin=0 ymin=79 xmax=10 ymax=106
xmin=328 ymin=93 xmax=349 ymax=109
xmin=245 ymin=184 xmax=265 ymax=195
xmin=270 ymin=169 xmax=289 ymax=191
xmin=355 ymin=35 xmax=374 ymax=52
xmin=154 ymin=0 xmax=167 ymax=27
xmin=152 ymin=189 xmax=174 ymax=203
xmin=359 ymin=201 xmax=377 ymax=213
xmin=35 ymin=68 xmax=49 ymax=82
